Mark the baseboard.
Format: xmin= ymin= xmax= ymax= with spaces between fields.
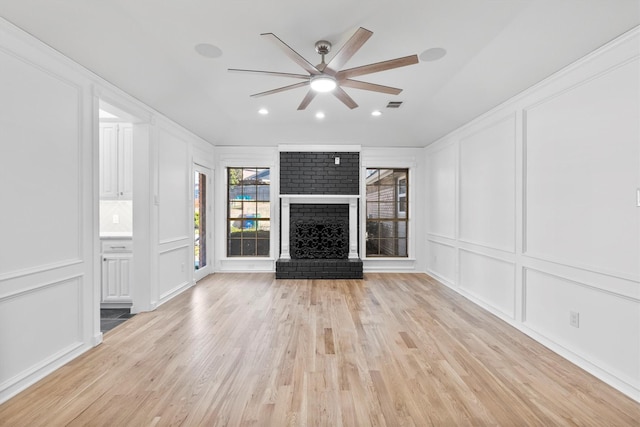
xmin=0 ymin=342 xmax=90 ymax=405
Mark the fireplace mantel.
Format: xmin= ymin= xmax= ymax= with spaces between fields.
xmin=280 ymin=195 xmax=359 ymax=260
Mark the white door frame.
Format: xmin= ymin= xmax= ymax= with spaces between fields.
xmin=193 ymin=163 xmax=212 ymax=281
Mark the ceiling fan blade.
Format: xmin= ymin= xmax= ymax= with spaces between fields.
xmin=261 ymin=33 xmax=321 ymax=75
xmin=340 ymin=79 xmax=402 ymax=95
xmin=297 ymin=91 xmax=317 ymax=110
xmin=324 ymin=27 xmax=373 ymax=74
xmin=250 ymin=81 xmax=309 ymax=98
xmin=336 ymin=55 xmax=419 ymax=80
xmin=228 ymin=69 xmax=310 ymax=80
xmin=333 ymin=86 xmax=358 ymax=109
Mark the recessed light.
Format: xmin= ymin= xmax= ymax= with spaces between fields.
xmin=195 ymin=43 xmax=223 ymax=58
xmin=419 ymin=47 xmax=447 ymax=62
xmin=315 ymin=112 xmax=325 ymax=119
xmin=258 ymin=108 xmax=269 ymax=115
xmin=371 ymin=110 xmax=382 ymax=116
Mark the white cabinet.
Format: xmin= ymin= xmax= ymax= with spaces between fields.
xmin=100 ymin=122 xmax=133 ymax=200
xmin=101 ymin=239 xmax=133 ymax=304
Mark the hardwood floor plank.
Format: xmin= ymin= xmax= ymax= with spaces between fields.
xmin=0 ymin=273 xmax=638 ymax=426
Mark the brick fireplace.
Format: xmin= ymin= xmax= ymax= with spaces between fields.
xmin=275 ymin=150 xmax=363 ymax=279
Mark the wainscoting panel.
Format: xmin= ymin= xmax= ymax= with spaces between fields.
xmin=426 ymin=142 xmax=456 ymax=240
xmin=426 ymin=240 xmax=456 ymax=285
xmin=524 ymin=268 xmax=640 ymax=391
xmin=524 ymin=58 xmax=640 ymax=280
xmin=459 ymin=114 xmax=516 ymax=253
xmin=459 ymin=250 xmax=516 ymax=319
xmin=0 ymin=48 xmax=82 ymax=276
xmin=0 ymin=277 xmax=83 ymax=388
xmin=158 ymin=244 xmax=191 ymax=302
xmin=158 ymin=129 xmax=189 ymax=245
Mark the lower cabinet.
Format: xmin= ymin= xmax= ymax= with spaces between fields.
xmin=101 ymin=239 xmax=133 ymax=304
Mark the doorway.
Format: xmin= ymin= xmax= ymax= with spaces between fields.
xmin=194 ymin=165 xmax=211 ymax=281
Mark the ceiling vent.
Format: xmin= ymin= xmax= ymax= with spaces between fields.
xmin=386 ymin=101 xmax=403 ymax=109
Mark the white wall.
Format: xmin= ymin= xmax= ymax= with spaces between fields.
xmin=0 ymin=18 xmax=213 ymax=404
xmin=155 ymin=121 xmax=213 ymax=305
xmin=425 ymin=27 xmax=640 ymax=401
xmin=0 ymin=19 xmax=96 ymax=403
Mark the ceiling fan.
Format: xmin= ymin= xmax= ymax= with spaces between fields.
xmin=229 ymin=27 xmax=419 ymax=110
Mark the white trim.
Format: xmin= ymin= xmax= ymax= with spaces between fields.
xmin=278 ymin=144 xmax=361 ymax=152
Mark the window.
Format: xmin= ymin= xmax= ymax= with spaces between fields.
xmin=365 ymin=168 xmax=408 ymax=257
xmin=227 ymin=168 xmax=270 ymax=256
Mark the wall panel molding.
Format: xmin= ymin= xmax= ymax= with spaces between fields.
xmin=0 ymin=273 xmax=84 ymax=302
xmin=0 ymin=47 xmax=84 ymax=276
xmin=458 ymin=249 xmax=516 ymax=319
xmin=458 ymin=113 xmax=517 ymax=254
xmin=523 ymin=57 xmax=639 ymax=281
xmin=0 ymin=259 xmax=83 ymax=284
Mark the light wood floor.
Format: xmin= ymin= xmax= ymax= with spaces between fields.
xmin=1 ymin=273 xmax=638 ymax=426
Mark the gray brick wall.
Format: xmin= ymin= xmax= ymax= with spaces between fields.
xmin=280 ymin=152 xmax=359 ymax=195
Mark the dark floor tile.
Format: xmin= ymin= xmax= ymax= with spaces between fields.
xmin=100 ymin=308 xmax=130 ymax=319
xmin=100 ymin=318 xmax=127 ymax=333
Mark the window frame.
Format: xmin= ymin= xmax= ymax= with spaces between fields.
xmin=226 ymin=167 xmax=272 ymax=257
xmin=364 ymin=168 xmax=409 ymax=258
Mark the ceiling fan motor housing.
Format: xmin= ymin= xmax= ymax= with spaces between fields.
xmin=315 ymin=40 xmax=332 ymax=55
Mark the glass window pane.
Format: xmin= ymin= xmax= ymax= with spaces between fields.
xmin=228 ymin=202 xmax=243 ymax=219
xmin=256 ymin=219 xmax=271 ymax=232
xmin=242 ymin=169 xmax=257 ymax=183
xmin=242 ymin=185 xmax=257 ymax=200
xmin=256 ymin=238 xmax=270 ymax=256
xmin=256 ymin=168 xmax=270 ymax=184
xmin=242 ymin=239 xmax=256 ymax=256
xmin=365 ymin=169 xmax=379 ymax=184
xmin=256 ymin=184 xmax=270 ymax=202
xmin=366 ymin=202 xmax=379 ymax=219
xmin=228 ymin=239 xmax=242 ymax=256
xmin=396 ymin=221 xmax=408 ymax=239
xmin=397 ymin=238 xmax=407 ymax=257
xmin=366 ymin=220 xmax=380 ymax=239
xmin=378 ymin=202 xmax=396 ymax=219
xmin=228 ymin=168 xmax=243 ymax=185
xmin=243 ymin=202 xmax=257 ymax=217
xmin=256 ymin=202 xmax=270 ymax=218
xmin=229 ymin=221 xmax=242 ymax=238
xmin=379 ymin=221 xmax=396 ymax=239
xmin=379 ymin=239 xmax=397 ymax=256
xmin=229 ymin=185 xmax=242 ymax=201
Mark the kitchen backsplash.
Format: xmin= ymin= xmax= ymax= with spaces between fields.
xmin=100 ymin=200 xmax=133 ymax=235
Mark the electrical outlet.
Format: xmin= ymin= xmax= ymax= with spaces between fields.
xmin=112 ymin=214 xmax=119 ymax=224
xmin=569 ymin=311 xmax=580 ymax=328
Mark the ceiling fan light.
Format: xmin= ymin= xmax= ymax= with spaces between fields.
xmin=310 ymin=75 xmax=337 ymax=92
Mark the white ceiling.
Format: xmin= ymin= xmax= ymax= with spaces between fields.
xmin=1 ymin=0 xmax=638 ymax=147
